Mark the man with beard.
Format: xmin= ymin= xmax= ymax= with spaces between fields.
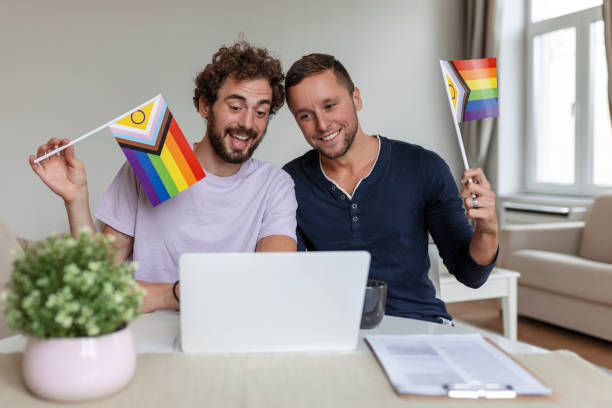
xmin=282 ymin=54 xmax=498 ymax=324
xmin=29 ymin=42 xmax=297 ymax=312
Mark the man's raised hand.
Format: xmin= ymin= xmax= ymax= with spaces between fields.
xmin=29 ymin=138 xmax=88 ymax=204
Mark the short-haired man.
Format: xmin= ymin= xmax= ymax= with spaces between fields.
xmin=30 ymin=42 xmax=298 ymax=312
xmin=283 ymin=54 xmax=498 ymax=324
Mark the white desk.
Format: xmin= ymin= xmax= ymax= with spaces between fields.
xmin=4 ymin=313 xmax=612 ymax=408
xmin=0 ymin=311 xmax=542 ymax=355
xmin=440 ymin=267 xmax=520 ymax=341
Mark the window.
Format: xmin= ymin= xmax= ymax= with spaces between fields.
xmin=531 ymin=0 xmax=603 ymax=22
xmin=527 ymin=0 xmax=612 ymax=194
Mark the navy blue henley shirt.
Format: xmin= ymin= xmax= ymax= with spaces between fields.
xmin=283 ymin=136 xmax=495 ymax=323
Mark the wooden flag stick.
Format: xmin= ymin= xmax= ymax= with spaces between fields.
xmin=33 ymin=94 xmax=161 ymax=164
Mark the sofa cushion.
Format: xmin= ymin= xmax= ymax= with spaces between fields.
xmin=579 ymin=194 xmax=612 ymax=264
xmin=518 ymin=286 xmax=612 ymax=342
xmin=0 ymin=221 xmax=23 ymax=338
xmin=506 ymin=249 xmax=612 ymax=306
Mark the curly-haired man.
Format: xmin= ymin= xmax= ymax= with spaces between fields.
xmin=30 ymin=42 xmax=297 ymax=313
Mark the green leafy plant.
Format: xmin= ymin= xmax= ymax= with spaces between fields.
xmin=1 ymin=229 xmax=144 ymax=338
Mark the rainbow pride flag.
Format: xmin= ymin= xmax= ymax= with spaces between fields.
xmin=109 ymin=95 xmax=205 ymax=206
xmin=440 ymin=57 xmax=498 ymax=122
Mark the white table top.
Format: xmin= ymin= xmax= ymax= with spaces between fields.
xmin=439 ymin=266 xmax=520 ymax=279
xmin=0 ymin=311 xmax=545 ymax=355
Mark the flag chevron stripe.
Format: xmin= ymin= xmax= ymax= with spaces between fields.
xmin=122 ymin=147 xmax=161 ymax=207
xmin=110 ymin=100 xmax=165 ymax=141
xmin=449 ymin=61 xmax=471 ymax=121
xmin=465 ymin=97 xmax=498 ymax=112
xmin=441 ymin=61 xmax=467 ymax=123
xmin=114 ymin=109 xmax=171 ymax=155
xmin=110 ymin=107 xmax=166 ymax=144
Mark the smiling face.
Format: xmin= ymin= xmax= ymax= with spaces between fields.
xmin=287 ymin=69 xmax=362 ymax=159
xmin=199 ymin=76 xmax=272 ymax=164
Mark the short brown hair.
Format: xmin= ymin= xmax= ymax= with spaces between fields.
xmin=285 ymin=53 xmax=355 ymax=105
xmin=193 ymin=41 xmax=285 ymax=115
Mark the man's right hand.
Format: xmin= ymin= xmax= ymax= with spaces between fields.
xmin=29 ymin=138 xmax=88 ymax=204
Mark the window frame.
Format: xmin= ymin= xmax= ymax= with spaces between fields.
xmin=525 ymin=2 xmax=606 ymax=195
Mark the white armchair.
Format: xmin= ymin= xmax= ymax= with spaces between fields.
xmin=498 ymin=194 xmax=612 ymax=341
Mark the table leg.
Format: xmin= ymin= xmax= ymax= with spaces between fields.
xmin=501 ymin=278 xmax=518 ymax=341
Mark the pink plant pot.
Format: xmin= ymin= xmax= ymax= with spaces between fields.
xmin=22 ymin=325 xmax=136 ymax=402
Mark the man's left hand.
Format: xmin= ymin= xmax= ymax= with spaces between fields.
xmin=459 ymin=168 xmax=498 ymax=235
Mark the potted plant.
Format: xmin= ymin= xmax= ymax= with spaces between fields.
xmin=0 ymin=229 xmax=145 ymax=402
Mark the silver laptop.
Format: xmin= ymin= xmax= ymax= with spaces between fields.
xmin=179 ymin=251 xmax=370 ymax=353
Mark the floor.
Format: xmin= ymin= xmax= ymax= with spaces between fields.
xmin=447 ymin=298 xmax=612 ymax=370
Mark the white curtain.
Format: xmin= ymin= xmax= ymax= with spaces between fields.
xmin=604 ymin=0 xmax=612 ymax=119
xmin=461 ymin=0 xmax=504 ymax=171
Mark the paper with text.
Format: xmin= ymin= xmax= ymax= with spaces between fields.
xmin=366 ymin=334 xmax=552 ymax=396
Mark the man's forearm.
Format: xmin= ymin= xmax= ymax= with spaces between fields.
xmin=65 ymin=194 xmax=96 ymax=237
xmin=256 ymin=235 xmax=297 ymax=252
xmin=468 ymin=230 xmax=498 ymax=266
xmin=138 ymin=281 xmax=180 ymax=313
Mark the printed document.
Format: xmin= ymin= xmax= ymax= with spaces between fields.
xmin=366 ymin=334 xmax=552 ymax=396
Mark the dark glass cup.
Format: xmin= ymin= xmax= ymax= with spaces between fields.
xmin=360 ymin=279 xmax=387 ymax=329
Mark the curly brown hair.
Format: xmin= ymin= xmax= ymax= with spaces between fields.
xmin=193 ymin=41 xmax=285 ymax=115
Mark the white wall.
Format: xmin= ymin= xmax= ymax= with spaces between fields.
xmin=1 ymin=0 xmax=465 ymax=239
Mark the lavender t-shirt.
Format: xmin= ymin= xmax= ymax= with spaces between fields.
xmin=95 ymin=158 xmax=297 ymax=283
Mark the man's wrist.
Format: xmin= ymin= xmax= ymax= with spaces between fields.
xmin=64 ymin=191 xmax=90 ymax=210
xmin=165 ymin=282 xmax=179 ymax=310
xmin=474 ymin=218 xmax=498 ymax=237
xmin=474 ymin=228 xmax=498 ymax=240
xmin=470 ymin=229 xmax=499 ymax=266
xmin=152 ymin=283 xmax=178 ymax=311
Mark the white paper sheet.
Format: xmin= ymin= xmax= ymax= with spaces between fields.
xmin=366 ymin=334 xmax=552 ymax=396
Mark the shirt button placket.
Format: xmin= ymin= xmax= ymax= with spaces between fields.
xmin=350 ymin=200 xmax=360 ymax=238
